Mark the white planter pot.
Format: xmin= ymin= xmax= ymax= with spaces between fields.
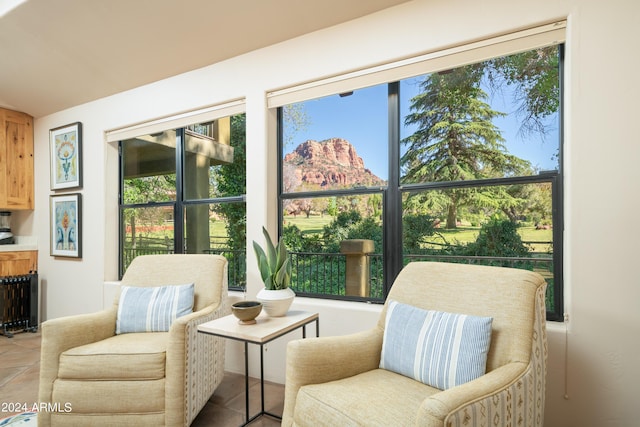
xmin=256 ymin=287 xmax=295 ymax=317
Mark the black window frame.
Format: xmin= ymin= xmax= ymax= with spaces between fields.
xmin=117 ymin=118 xmax=247 ymax=288
xmin=277 ymin=45 xmax=564 ymax=321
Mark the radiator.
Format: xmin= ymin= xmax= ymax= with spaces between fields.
xmin=0 ymin=272 xmax=38 ymax=338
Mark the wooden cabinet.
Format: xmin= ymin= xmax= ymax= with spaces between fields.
xmin=0 ymin=108 xmax=34 ymax=210
xmin=0 ymin=250 xmax=37 ymax=276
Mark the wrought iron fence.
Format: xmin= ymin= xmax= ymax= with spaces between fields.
xmin=290 ymin=252 xmax=553 ymax=305
xmin=290 ymin=252 xmax=347 ymax=296
xmin=122 ymin=248 xmax=174 ymax=271
xmin=203 ymin=249 xmax=246 ymax=290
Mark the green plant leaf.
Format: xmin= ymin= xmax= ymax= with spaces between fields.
xmin=276 ymin=236 xmax=287 ymax=269
xmin=252 ymin=241 xmax=270 ymax=283
xmin=262 ymin=227 xmax=277 ymax=272
xmin=275 ymin=257 xmax=290 ymax=290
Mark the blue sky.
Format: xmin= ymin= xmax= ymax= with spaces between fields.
xmin=284 ymin=77 xmax=559 ymax=181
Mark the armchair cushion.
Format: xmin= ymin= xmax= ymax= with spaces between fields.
xmin=58 ymin=332 xmax=168 ymax=380
xmin=380 ymin=300 xmax=493 ymax=390
xmin=294 ymin=368 xmax=440 ymax=426
xmin=116 ymin=283 xmax=194 ymax=333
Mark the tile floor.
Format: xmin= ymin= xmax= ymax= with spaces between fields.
xmin=0 ymin=330 xmax=284 ymax=426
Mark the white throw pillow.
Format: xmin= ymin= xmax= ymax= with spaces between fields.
xmin=116 ymin=283 xmax=194 ymax=334
xmin=380 ymin=300 xmax=493 ymax=390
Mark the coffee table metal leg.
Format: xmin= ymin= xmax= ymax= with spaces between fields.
xmin=260 ymin=343 xmax=265 ymax=415
xmin=244 ymin=341 xmax=250 ymax=423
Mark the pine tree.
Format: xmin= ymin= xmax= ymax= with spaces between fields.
xmin=402 ymin=66 xmax=526 ymax=228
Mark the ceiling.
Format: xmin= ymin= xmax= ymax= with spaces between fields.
xmin=0 ymin=0 xmax=411 ymax=118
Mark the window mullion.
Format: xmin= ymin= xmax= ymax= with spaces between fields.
xmin=277 ymin=107 xmax=284 ymax=237
xmin=549 ymin=43 xmax=565 ymax=321
xmin=175 ymin=128 xmax=185 ymax=253
xmin=385 ymin=82 xmax=403 ymax=293
xmin=118 ymin=142 xmax=124 ymax=275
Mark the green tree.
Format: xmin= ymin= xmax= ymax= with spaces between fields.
xmin=321 ymin=210 xmax=361 ymax=251
xmin=402 ymin=67 xmax=526 ymax=228
xmin=366 ymin=193 xmax=383 ymax=219
xmin=403 ymin=214 xmax=439 ymax=253
xmin=211 ymin=114 xmax=247 ymax=249
xmin=487 ymin=46 xmax=560 ymax=136
xmin=318 ymin=210 xmax=383 ymax=253
xmin=505 ymin=181 xmax=552 ymax=225
xmin=463 ymin=217 xmax=530 ymax=257
xmin=282 ymin=103 xmax=311 ymax=149
xmin=282 ymin=225 xmax=315 ymax=252
xmin=326 ymin=197 xmax=338 ymax=217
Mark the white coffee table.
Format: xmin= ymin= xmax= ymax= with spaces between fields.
xmin=198 ymin=310 xmax=319 ymax=426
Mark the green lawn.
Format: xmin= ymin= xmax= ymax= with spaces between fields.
xmin=283 ymin=215 xmax=333 ymax=235
xmin=283 ymin=215 xmax=552 ymax=252
xmin=209 ymin=220 xmax=228 ymax=236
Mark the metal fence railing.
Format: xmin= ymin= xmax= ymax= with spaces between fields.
xmin=203 ymin=249 xmax=246 ymax=290
xmin=122 ymin=248 xmax=174 ymax=271
xmin=290 ymin=252 xmax=347 ymax=297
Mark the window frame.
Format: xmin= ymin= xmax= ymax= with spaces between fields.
xmin=117 ymin=113 xmax=247 ymax=288
xmin=276 ymin=38 xmax=564 ymax=321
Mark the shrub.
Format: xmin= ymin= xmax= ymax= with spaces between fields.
xmin=283 ymin=225 xmax=324 ymax=252
xmin=463 ymin=218 xmax=530 ymax=257
xmin=403 ymin=214 xmax=439 ymax=254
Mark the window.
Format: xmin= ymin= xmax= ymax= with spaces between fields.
xmin=276 ymin=25 xmax=564 ymax=320
xmin=118 ymin=113 xmax=247 ymax=290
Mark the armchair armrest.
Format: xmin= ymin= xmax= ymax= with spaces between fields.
xmin=417 ymin=362 xmax=528 ymax=426
xmin=39 ymin=307 xmax=118 ymax=404
xmin=166 ymin=304 xmax=218 ymax=362
xmin=282 ymin=327 xmax=383 ymax=426
xmin=166 ymin=298 xmax=229 ymax=426
xmin=40 ymin=307 xmax=118 ymax=350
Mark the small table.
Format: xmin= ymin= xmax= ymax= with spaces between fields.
xmin=198 ymin=310 xmax=319 ymax=426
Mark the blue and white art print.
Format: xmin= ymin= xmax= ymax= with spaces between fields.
xmin=50 ymin=122 xmax=82 ymax=190
xmin=50 ymin=193 xmax=82 ymax=258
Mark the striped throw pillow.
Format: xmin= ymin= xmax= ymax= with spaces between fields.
xmin=380 ymin=300 xmax=493 ymax=390
xmin=116 ymin=283 xmax=195 ymax=334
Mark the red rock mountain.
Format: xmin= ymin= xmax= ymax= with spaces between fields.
xmin=283 ymin=138 xmax=384 ymax=191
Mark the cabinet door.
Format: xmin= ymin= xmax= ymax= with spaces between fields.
xmin=0 ymin=108 xmax=34 ymax=210
xmin=0 ymin=251 xmax=37 ymax=276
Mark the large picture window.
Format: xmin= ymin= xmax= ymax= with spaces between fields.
xmin=278 ymin=39 xmax=564 ymax=320
xmin=118 ymin=113 xmax=247 ymax=290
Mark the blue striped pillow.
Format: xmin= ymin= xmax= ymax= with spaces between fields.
xmin=116 ymin=283 xmax=195 ymax=334
xmin=380 ymin=300 xmax=493 ymax=390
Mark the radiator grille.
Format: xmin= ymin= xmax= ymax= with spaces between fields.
xmin=0 ymin=272 xmax=38 ymax=338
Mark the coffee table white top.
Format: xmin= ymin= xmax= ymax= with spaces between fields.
xmin=198 ymin=310 xmax=319 ymax=344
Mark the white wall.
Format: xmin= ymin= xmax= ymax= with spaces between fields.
xmin=31 ymin=0 xmax=640 ymax=425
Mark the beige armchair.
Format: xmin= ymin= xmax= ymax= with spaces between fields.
xmin=38 ymin=254 xmax=229 ymax=427
xmin=283 ymin=261 xmax=547 ymax=427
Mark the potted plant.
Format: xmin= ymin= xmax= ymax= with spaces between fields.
xmin=253 ymin=226 xmax=295 ymax=316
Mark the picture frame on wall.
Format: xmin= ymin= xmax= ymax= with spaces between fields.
xmin=50 ymin=122 xmax=82 ymax=190
xmin=50 ymin=193 xmax=82 ymax=258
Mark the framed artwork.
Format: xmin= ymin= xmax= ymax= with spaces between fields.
xmin=50 ymin=193 xmax=82 ymax=258
xmin=50 ymin=122 xmax=82 ymax=190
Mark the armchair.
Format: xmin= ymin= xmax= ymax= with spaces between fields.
xmin=283 ymin=261 xmax=547 ymax=427
xmin=38 ymin=254 xmax=229 ymax=427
